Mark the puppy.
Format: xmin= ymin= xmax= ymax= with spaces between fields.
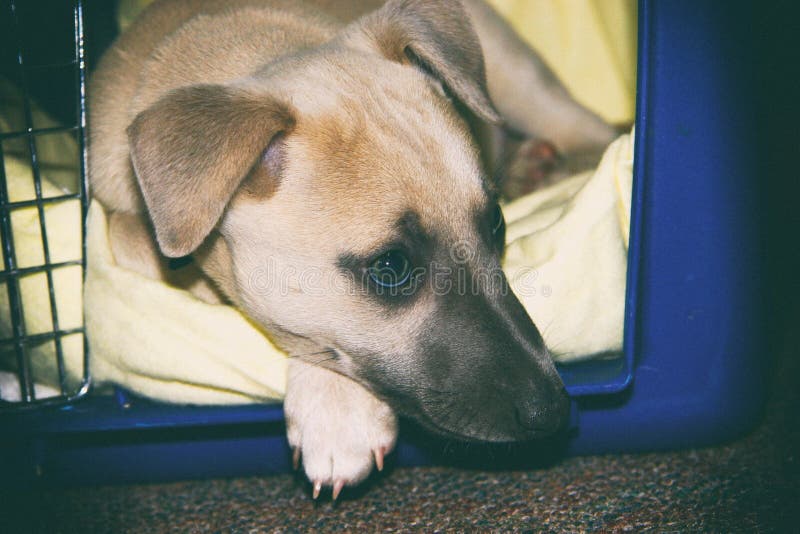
xmin=88 ymin=0 xmax=617 ymax=498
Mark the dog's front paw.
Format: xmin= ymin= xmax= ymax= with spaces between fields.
xmin=284 ymin=360 xmax=398 ymax=499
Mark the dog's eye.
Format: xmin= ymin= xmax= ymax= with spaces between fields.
xmin=368 ymin=250 xmax=412 ymax=288
xmin=491 ymin=205 xmax=505 ymax=235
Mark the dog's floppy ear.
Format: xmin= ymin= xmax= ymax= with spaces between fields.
xmin=127 ymin=84 xmax=294 ymax=257
xmin=356 ymin=0 xmax=501 ymax=124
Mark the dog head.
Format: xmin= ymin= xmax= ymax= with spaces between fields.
xmin=127 ymin=0 xmax=568 ymax=442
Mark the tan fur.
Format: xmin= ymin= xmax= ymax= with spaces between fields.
xmin=89 ymin=0 xmax=608 ymax=493
xmin=128 ymin=84 xmax=296 ymax=256
xmin=217 ymin=52 xmax=483 ymax=365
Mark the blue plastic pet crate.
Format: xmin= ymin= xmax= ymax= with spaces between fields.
xmin=1 ymin=0 xmax=767 ymax=486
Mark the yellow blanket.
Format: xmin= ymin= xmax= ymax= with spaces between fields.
xmin=0 ymin=127 xmax=632 ymax=403
xmin=1 ymin=0 xmax=635 ymax=403
xmin=84 ymin=202 xmax=287 ymax=403
xmin=504 ymin=130 xmax=632 ymax=360
xmin=0 ymin=79 xmax=84 ymax=397
xmin=0 ymin=158 xmax=84 ymax=395
xmin=487 ymin=0 xmax=636 ymax=124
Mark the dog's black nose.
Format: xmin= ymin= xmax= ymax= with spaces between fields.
xmin=514 ymin=386 xmax=570 ymax=437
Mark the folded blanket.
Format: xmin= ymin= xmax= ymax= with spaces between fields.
xmin=504 ymin=130 xmax=632 ymax=360
xmin=84 ymin=202 xmax=288 ymax=404
xmin=1 ymin=125 xmax=631 ymax=403
xmin=2 ymin=0 xmax=636 ymax=403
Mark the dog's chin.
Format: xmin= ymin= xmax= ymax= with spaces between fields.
xmin=404 ymin=408 xmax=547 ymax=444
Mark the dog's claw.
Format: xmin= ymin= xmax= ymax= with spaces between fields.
xmin=374 ymin=447 xmax=385 ymax=471
xmin=332 ymin=480 xmax=345 ymax=501
xmin=312 ymin=480 xmax=322 ymax=500
xmin=292 ymin=447 xmax=301 ymax=470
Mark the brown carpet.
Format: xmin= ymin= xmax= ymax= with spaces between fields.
xmin=2 ymin=319 xmax=797 ymax=533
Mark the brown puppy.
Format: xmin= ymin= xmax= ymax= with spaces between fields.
xmin=89 ymin=0 xmax=616 ymax=497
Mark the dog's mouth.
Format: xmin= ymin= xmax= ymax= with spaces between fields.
xmin=408 ymin=408 xmax=532 ymax=444
xmin=409 ymin=396 xmax=570 ymax=443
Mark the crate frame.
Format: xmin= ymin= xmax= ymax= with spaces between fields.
xmin=1 ymin=0 xmax=768 ymax=486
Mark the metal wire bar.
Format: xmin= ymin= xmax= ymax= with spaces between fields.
xmin=0 ymin=0 xmax=91 ymax=407
xmin=0 ymin=259 xmax=83 ymax=283
xmin=75 ymin=0 xmax=92 ymax=397
xmin=0 ymin=194 xmax=82 ymax=210
xmin=0 ymin=125 xmax=79 ymax=141
xmin=12 ymin=2 xmax=70 ymax=393
xmin=0 ymin=327 xmax=84 ymax=348
xmin=0 ymin=148 xmax=33 ymax=402
xmin=0 ymin=0 xmax=35 ymax=403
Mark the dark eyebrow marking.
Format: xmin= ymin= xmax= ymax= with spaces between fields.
xmin=396 ymin=210 xmax=429 ymax=249
xmin=336 ymin=209 xmax=433 ymax=278
xmin=337 ymin=210 xmax=432 ymax=268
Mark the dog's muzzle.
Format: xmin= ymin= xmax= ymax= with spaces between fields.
xmin=360 ymin=271 xmax=570 ymax=443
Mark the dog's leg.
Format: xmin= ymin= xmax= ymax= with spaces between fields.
xmin=463 ymin=0 xmax=619 ymax=196
xmin=464 ymin=0 xmax=617 ymax=151
xmin=284 ymin=359 xmax=398 ymax=499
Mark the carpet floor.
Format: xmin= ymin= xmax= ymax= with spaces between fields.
xmin=2 ymin=319 xmax=797 ymax=533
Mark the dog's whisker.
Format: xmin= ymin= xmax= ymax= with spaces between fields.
xmin=551 ymin=350 xmax=576 ymax=361
xmin=298 ymin=357 xmax=338 ymax=374
xmin=540 ymin=316 xmax=557 ymax=336
xmin=285 ymin=348 xmax=336 ymax=360
xmin=539 ymin=317 xmax=560 ymax=346
xmin=547 ymin=340 xmax=572 ymax=355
